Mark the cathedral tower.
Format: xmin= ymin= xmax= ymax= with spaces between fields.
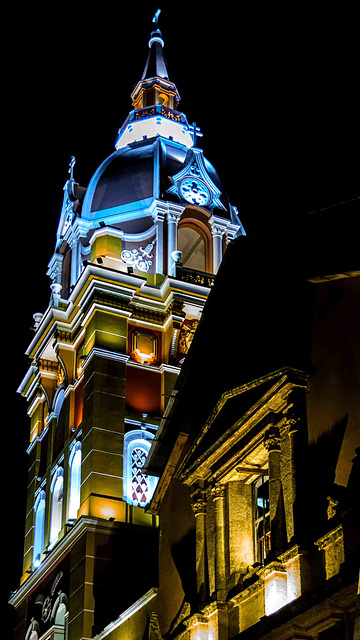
xmin=11 ymin=12 xmax=244 ymax=640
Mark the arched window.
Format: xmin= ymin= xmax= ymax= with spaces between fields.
xmin=33 ymin=490 xmax=46 ymax=567
xmin=53 ymin=387 xmax=65 ymax=419
xmin=123 ymin=430 xmax=158 ymax=507
xmin=178 ymin=226 xmax=206 ymax=271
xmin=68 ymin=441 xmax=81 ymax=521
xmin=50 ymin=468 xmax=64 ymax=547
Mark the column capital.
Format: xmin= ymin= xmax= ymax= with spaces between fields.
xmin=264 ymin=425 xmax=281 ymax=452
xmin=192 ymin=498 xmax=207 ymax=516
xmin=167 ymin=209 xmax=182 ymax=224
xmin=150 ymin=200 xmax=167 ymax=222
xmin=225 ymin=223 xmax=241 ymax=244
xmin=67 ymin=230 xmax=79 ymax=249
xmin=191 ymin=486 xmax=207 ymax=515
xmin=211 ymin=483 xmax=226 ymax=500
xmin=47 ymin=253 xmax=63 ymax=283
xmin=282 ymin=416 xmax=301 ymax=436
xmin=209 ymin=215 xmax=227 ymax=237
xmin=152 ymin=210 xmax=166 ymax=223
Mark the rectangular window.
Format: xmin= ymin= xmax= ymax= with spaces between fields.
xmin=254 ymin=475 xmax=271 ymax=564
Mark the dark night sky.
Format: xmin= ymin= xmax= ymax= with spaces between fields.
xmin=3 ymin=1 xmax=359 ymax=628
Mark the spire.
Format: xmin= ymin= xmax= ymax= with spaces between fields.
xmin=142 ymin=9 xmax=168 ymax=80
xmin=131 ymin=9 xmax=180 ymax=110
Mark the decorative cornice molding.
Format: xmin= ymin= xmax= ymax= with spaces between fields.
xmin=92 ymin=588 xmax=158 ymax=640
xmin=315 ymin=524 xmax=343 ymax=550
xmin=9 ymin=516 xmax=118 ymax=608
xmin=82 ymin=347 xmax=130 ymax=370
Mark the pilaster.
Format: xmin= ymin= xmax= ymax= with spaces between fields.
xmin=280 ymin=387 xmax=309 ymax=544
xmin=209 ymin=217 xmax=227 ymax=273
xmin=211 ymin=483 xmax=227 ymax=602
xmin=166 ymin=205 xmax=182 ymax=275
xmin=151 ymin=203 xmax=167 ymax=274
xmin=264 ymin=425 xmax=284 ymax=557
xmin=191 ymin=485 xmax=208 ymax=608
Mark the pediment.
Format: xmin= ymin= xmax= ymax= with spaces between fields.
xmin=175 ymin=368 xmax=308 ymax=486
xmin=167 ymin=148 xmax=226 ymax=212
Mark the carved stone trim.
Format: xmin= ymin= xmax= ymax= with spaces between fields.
xmin=192 ymin=498 xmax=207 ymax=516
xmin=191 ymin=486 xmax=207 ymax=515
xmin=315 ymin=524 xmax=343 ymax=550
xmin=264 ymin=426 xmax=281 ymax=452
xmin=211 ymin=484 xmax=226 ymax=500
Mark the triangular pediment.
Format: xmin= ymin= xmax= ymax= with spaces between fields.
xmin=167 ymin=148 xmax=226 ymax=212
xmin=175 ymin=368 xmax=308 ymax=485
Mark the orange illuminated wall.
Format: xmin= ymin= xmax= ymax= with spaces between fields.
xmin=125 ymin=366 xmax=161 ymax=415
xmin=75 ymin=380 xmax=83 ymax=428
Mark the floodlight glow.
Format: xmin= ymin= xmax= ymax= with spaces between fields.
xmin=264 ymin=571 xmax=288 ymax=616
xmin=116 ymin=116 xmax=193 ymax=149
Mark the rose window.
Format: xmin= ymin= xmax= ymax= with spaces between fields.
xmin=179 ymin=178 xmax=210 ymax=205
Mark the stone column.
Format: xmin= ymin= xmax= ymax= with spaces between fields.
xmin=209 ymin=218 xmax=227 ymax=273
xmin=191 ymin=487 xmax=208 ymax=608
xmin=68 ymin=234 xmax=79 ymax=290
xmin=152 ymin=210 xmax=165 ymax=274
xmin=167 ymin=208 xmax=181 ymax=275
xmin=264 ymin=426 xmax=284 ymax=557
xmin=281 ymin=417 xmax=301 ymax=542
xmin=211 ymin=484 xmax=227 ymax=601
xmin=280 ymin=387 xmax=308 ymax=543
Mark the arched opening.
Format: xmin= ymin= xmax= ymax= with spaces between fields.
xmin=33 ymin=491 xmax=46 ymax=567
xmin=177 ymin=226 xmax=206 ymax=271
xmin=177 ymin=209 xmax=213 ymax=273
xmin=123 ymin=431 xmax=158 ymax=507
xmin=68 ymin=442 xmax=81 ymax=520
xmin=50 ymin=468 xmax=64 ymax=546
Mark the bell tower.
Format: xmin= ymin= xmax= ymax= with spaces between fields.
xmin=10 ymin=10 xmax=245 ymax=640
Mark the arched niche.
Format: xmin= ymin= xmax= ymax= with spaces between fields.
xmin=177 ymin=207 xmax=213 ymax=273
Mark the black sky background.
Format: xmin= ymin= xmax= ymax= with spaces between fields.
xmin=3 ymin=1 xmax=359 ymax=631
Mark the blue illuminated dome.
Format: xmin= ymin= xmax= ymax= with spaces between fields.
xmin=81 ymin=138 xmax=234 ymax=223
xmin=79 ymin=11 xmax=241 ymax=228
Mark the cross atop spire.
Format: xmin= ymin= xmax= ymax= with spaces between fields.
xmin=152 ymin=8 xmax=161 ymax=25
xmin=143 ymin=9 xmax=167 ymax=79
xmin=68 ymin=156 xmax=76 ymax=181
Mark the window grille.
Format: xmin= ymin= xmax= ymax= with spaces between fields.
xmin=131 ymin=447 xmax=149 ymax=506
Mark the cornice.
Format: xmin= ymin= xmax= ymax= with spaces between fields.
xmin=19 ymin=268 xmax=210 ymax=401
xmin=82 ymin=347 xmax=130 ymax=369
xmin=9 ymin=516 xmax=118 ymax=608
xmin=315 ymin=524 xmax=343 ymax=550
xmin=93 ymin=588 xmax=158 ymax=640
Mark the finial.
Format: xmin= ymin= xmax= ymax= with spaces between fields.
xmin=152 ymin=9 xmax=161 ymax=25
xmin=149 ymin=9 xmax=164 ymax=48
xmin=68 ymin=156 xmax=76 ymax=181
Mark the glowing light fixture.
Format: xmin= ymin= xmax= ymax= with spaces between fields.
xmin=264 ymin=569 xmax=288 ymax=616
